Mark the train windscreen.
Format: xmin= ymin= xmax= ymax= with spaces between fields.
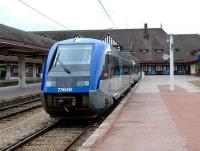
xmin=47 ymin=44 xmax=93 ymax=77
xmin=54 ymin=44 xmax=93 ymax=66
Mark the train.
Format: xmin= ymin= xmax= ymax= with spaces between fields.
xmin=41 ymin=38 xmax=140 ymax=118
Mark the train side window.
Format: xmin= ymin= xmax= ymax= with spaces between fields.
xmin=48 ymin=48 xmax=58 ymax=72
xmin=105 ymin=54 xmax=110 ymax=65
xmin=130 ymin=63 xmax=133 ymax=74
xmin=110 ymin=56 xmax=114 ymax=77
xmin=123 ymin=60 xmax=130 ymax=75
xmin=110 ymin=56 xmax=120 ymax=77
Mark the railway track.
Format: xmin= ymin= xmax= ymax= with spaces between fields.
xmin=1 ymin=119 xmax=93 ymax=151
xmin=0 ymin=98 xmax=42 ymax=120
xmin=1 ymin=82 xmax=139 ymax=151
xmin=0 ymin=106 xmax=114 ymax=151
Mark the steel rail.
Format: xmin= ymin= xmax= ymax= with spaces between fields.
xmin=63 ymin=124 xmax=92 ymax=151
xmin=0 ymin=97 xmax=40 ymax=111
xmin=1 ymin=119 xmax=60 ymax=151
xmin=0 ymin=100 xmax=42 ymax=120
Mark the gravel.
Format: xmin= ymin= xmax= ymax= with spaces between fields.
xmin=17 ymin=123 xmax=84 ymax=151
xmin=0 ymin=108 xmax=54 ymax=150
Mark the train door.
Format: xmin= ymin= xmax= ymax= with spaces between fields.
xmin=110 ymin=55 xmax=122 ymax=99
xmin=121 ymin=60 xmax=130 ymax=91
xmin=100 ymin=54 xmax=112 ymax=96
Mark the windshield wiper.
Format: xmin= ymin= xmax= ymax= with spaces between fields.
xmin=53 ymin=52 xmax=71 ymax=74
xmin=54 ymin=52 xmax=60 ymax=67
xmin=57 ymin=59 xmax=71 ymax=74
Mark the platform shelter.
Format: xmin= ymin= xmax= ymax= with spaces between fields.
xmin=0 ymin=24 xmax=55 ymax=88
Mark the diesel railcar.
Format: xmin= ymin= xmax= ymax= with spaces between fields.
xmin=41 ymin=38 xmax=140 ymax=118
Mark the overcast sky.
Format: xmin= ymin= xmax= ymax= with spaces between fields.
xmin=0 ymin=0 xmax=200 ymax=34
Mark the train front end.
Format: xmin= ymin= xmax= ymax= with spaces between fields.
xmin=41 ymin=38 xmax=111 ymax=118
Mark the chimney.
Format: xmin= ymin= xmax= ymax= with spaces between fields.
xmin=144 ymin=23 xmax=149 ymax=40
xmin=144 ymin=23 xmax=147 ymax=29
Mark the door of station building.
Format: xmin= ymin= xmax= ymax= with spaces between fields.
xmin=177 ymin=65 xmax=186 ymax=75
xmin=162 ymin=66 xmax=170 ymax=75
xmin=148 ymin=66 xmax=156 ymax=75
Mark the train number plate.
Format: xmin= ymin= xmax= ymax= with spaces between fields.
xmin=58 ymin=88 xmax=72 ymax=92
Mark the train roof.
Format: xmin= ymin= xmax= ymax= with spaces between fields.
xmin=55 ymin=38 xmax=108 ymax=46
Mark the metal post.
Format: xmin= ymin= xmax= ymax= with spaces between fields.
xmin=33 ymin=64 xmax=37 ymax=78
xmin=18 ymin=55 xmax=27 ymax=88
xmin=169 ymin=34 xmax=174 ymax=91
xmin=6 ymin=65 xmax=11 ymax=80
xmin=41 ymin=57 xmax=46 ymax=78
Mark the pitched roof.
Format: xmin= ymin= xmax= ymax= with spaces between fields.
xmin=0 ymin=55 xmax=41 ymax=64
xmin=33 ymin=28 xmax=167 ymax=50
xmin=0 ymin=24 xmax=55 ymax=51
xmin=33 ymin=28 xmax=200 ymax=63
xmin=33 ymin=28 xmax=169 ymax=62
xmin=173 ymin=34 xmax=200 ymax=62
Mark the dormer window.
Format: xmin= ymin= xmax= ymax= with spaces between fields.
xmin=140 ymin=49 xmax=148 ymax=53
xmin=155 ymin=49 xmax=163 ymax=53
xmin=73 ymin=34 xmax=81 ymax=39
xmin=43 ymin=34 xmax=49 ymax=38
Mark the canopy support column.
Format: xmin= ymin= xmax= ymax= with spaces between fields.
xmin=18 ymin=55 xmax=27 ymax=88
xmin=33 ymin=64 xmax=37 ymax=78
xmin=41 ymin=57 xmax=46 ymax=78
xmin=6 ymin=65 xmax=11 ymax=80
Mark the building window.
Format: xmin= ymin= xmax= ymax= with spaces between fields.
xmin=155 ymin=49 xmax=163 ymax=53
xmin=26 ymin=68 xmax=29 ymax=73
xmin=140 ymin=49 xmax=148 ymax=53
xmin=142 ymin=66 xmax=148 ymax=71
xmin=174 ymin=65 xmax=177 ymax=71
xmin=117 ymin=46 xmax=121 ymax=50
xmin=186 ymin=65 xmax=189 ymax=71
xmin=156 ymin=65 xmax=162 ymax=71
xmin=13 ymin=67 xmax=18 ymax=73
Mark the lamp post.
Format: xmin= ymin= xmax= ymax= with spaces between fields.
xmin=169 ymin=34 xmax=174 ymax=91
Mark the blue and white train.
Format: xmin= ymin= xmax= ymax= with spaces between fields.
xmin=41 ymin=38 xmax=140 ymax=118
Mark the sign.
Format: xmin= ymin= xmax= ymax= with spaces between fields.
xmin=162 ymin=54 xmax=169 ymax=61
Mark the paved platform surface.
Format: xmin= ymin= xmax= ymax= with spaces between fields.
xmin=0 ymin=77 xmax=40 ymax=86
xmin=0 ymin=83 xmax=41 ymax=103
xmin=83 ymin=75 xmax=200 ymax=151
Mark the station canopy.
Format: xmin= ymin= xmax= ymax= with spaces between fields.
xmin=0 ymin=24 xmax=56 ymax=58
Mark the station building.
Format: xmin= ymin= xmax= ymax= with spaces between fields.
xmin=34 ymin=24 xmax=200 ymax=76
xmin=0 ymin=23 xmax=200 ymax=83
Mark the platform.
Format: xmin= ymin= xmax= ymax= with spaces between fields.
xmin=79 ymin=75 xmax=200 ymax=151
xmin=0 ymin=77 xmax=41 ymax=87
xmin=0 ymin=83 xmax=40 ymax=108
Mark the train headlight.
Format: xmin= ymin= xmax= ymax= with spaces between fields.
xmin=77 ymin=81 xmax=89 ymax=86
xmin=85 ymin=81 xmax=89 ymax=86
xmin=46 ymin=81 xmax=56 ymax=87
